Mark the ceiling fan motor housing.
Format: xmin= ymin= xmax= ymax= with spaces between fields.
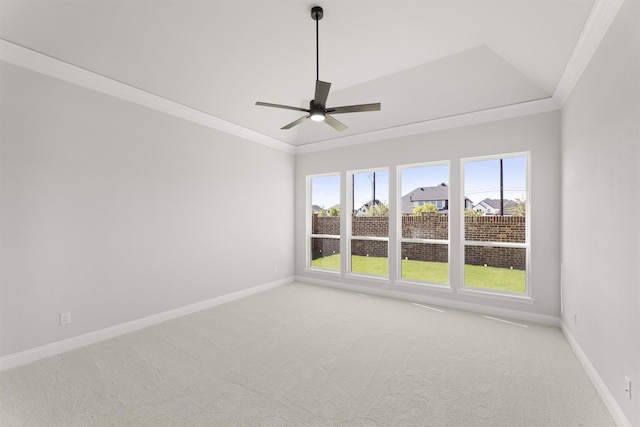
xmin=309 ymin=101 xmax=326 ymax=121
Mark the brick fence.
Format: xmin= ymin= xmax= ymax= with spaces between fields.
xmin=312 ymin=213 xmax=526 ymax=270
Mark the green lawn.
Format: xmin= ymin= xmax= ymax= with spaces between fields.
xmin=402 ymin=259 xmax=448 ymax=284
xmin=311 ymin=254 xmax=525 ymax=293
xmin=464 ymin=263 xmax=525 ymax=293
xmin=311 ymin=255 xmax=341 ymax=270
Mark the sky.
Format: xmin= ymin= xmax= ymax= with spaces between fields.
xmin=311 ymin=157 xmax=526 ymax=209
xmin=401 ymin=164 xmax=449 ymax=196
xmin=353 ymin=171 xmax=389 ymax=208
xmin=464 ymin=157 xmax=527 ymax=203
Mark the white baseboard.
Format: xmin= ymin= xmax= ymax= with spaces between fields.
xmin=295 ymin=275 xmax=560 ymax=326
xmin=0 ymin=277 xmax=293 ymax=372
xmin=560 ymin=321 xmax=631 ymax=427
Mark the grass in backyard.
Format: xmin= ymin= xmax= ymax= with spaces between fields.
xmin=402 ymin=259 xmax=448 ymax=284
xmin=464 ymin=264 xmax=525 ymax=293
xmin=311 ymin=254 xmax=340 ymax=270
xmin=311 ymin=254 xmax=525 ymax=293
xmin=351 ymin=255 xmax=388 ymax=276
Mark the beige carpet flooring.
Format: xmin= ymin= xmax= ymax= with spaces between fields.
xmin=1 ymin=282 xmax=613 ymax=426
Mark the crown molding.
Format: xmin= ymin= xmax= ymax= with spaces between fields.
xmin=3 ymin=0 xmax=619 ymax=158
xmin=295 ymin=97 xmax=559 ymax=154
xmin=0 ymin=39 xmax=296 ymax=155
xmin=553 ymin=0 xmax=625 ymax=106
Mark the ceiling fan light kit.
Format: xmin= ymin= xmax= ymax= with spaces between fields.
xmin=310 ymin=110 xmax=326 ymax=122
xmin=255 ymin=6 xmax=381 ymax=131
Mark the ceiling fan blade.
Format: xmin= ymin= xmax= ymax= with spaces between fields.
xmin=324 ymin=114 xmax=348 ymax=132
xmin=314 ymin=80 xmax=331 ymax=107
xmin=282 ymin=115 xmax=310 ymax=130
xmin=255 ymin=102 xmax=309 ymax=113
xmin=327 ymin=103 xmax=381 ymax=114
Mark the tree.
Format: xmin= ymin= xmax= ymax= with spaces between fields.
xmin=508 ymin=198 xmax=526 ymax=216
xmin=465 ymin=208 xmax=483 ymax=217
xmin=412 ymin=203 xmax=438 ymax=216
xmin=365 ymin=202 xmax=389 ymax=217
xmin=317 ymin=206 xmax=340 ymax=217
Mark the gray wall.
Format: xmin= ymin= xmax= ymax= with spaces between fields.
xmin=0 ymin=63 xmax=295 ymax=357
xmin=296 ymin=111 xmax=561 ymax=319
xmin=560 ymin=0 xmax=640 ymax=424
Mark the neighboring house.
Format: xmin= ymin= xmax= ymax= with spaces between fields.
xmin=473 ymin=198 xmax=516 ymax=215
xmin=463 ymin=197 xmax=474 ymax=211
xmin=313 ymin=204 xmax=340 ymax=215
xmin=355 ymin=199 xmax=383 ymax=216
xmin=401 ymin=184 xmax=473 ymax=214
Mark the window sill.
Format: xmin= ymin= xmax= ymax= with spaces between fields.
xmin=457 ymin=288 xmax=534 ymax=304
xmin=395 ymin=280 xmax=453 ymax=293
xmin=345 ymin=273 xmax=391 ymax=285
xmin=304 ymin=267 xmax=341 ymax=276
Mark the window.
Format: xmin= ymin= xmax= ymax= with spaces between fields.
xmin=349 ymin=169 xmax=389 ymax=277
xmin=309 ymin=174 xmax=341 ymax=272
xmin=462 ymin=154 xmax=529 ymax=294
xmin=305 ymin=153 xmax=530 ymax=301
xmin=399 ymin=163 xmax=449 ymax=285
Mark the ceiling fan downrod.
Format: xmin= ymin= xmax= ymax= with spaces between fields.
xmin=311 ymin=6 xmax=323 ymax=82
xmin=254 ymin=5 xmax=381 ymax=132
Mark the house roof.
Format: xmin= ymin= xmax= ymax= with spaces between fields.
xmin=403 ymin=184 xmax=449 ymax=202
xmin=400 ymin=184 xmax=479 ymax=214
xmin=401 ymin=184 xmax=448 ymax=214
xmin=355 ymin=199 xmax=383 ymax=215
xmin=475 ymin=198 xmax=517 ymax=210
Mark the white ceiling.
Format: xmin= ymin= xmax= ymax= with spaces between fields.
xmin=0 ymin=0 xmax=596 ymax=147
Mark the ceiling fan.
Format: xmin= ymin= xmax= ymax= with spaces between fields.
xmin=255 ymin=6 xmax=381 ymax=132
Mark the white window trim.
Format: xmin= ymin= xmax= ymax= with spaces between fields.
xmin=400 ymin=238 xmax=450 ymax=245
xmin=460 ymin=152 xmax=531 ymax=300
xmin=350 ymin=236 xmax=388 ymax=242
xmin=345 ymin=272 xmax=392 ymax=284
xmin=457 ymin=288 xmax=534 ymax=304
xmin=396 ymin=160 xmax=451 ymax=287
xmin=463 ymin=241 xmax=527 ymax=249
xmin=346 ymin=167 xmax=390 ymax=278
xmin=395 ymin=280 xmax=454 ymax=293
xmin=311 ymin=234 xmax=341 ymax=240
xmin=307 ymin=173 xmax=341 ymax=272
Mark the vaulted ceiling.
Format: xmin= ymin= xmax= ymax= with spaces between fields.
xmin=0 ymin=1 xmax=597 ymax=148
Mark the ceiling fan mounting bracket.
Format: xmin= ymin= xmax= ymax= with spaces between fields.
xmin=311 ymin=6 xmax=323 ymax=21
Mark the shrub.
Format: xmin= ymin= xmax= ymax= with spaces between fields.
xmin=412 ymin=203 xmax=438 ymax=215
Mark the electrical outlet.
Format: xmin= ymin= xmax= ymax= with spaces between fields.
xmin=574 ymin=313 xmax=577 ymax=325
xmin=624 ymin=376 xmax=631 ymax=399
xmin=60 ymin=312 xmax=72 ymax=326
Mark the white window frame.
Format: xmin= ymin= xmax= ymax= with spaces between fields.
xmin=396 ymin=161 xmax=451 ymax=290
xmin=459 ymin=152 xmax=532 ymax=302
xmin=306 ymin=173 xmax=341 ymax=275
xmin=346 ymin=167 xmax=390 ymax=280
